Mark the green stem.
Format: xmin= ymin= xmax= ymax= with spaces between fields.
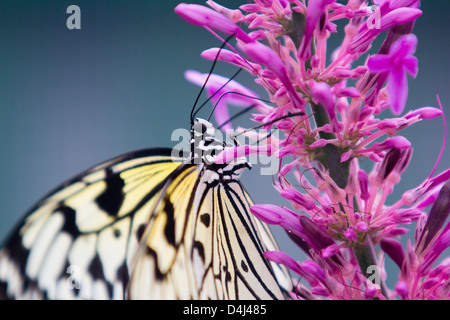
xmin=309 ymin=103 xmax=350 ymax=188
xmin=286 ymin=9 xmax=305 ymax=50
xmin=353 ymin=237 xmax=390 ymax=299
xmin=311 ymin=103 xmax=336 ymax=140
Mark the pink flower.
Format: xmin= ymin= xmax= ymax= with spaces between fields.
xmin=368 ymin=34 xmax=419 ymax=115
xmin=177 ymin=0 xmax=447 ymax=300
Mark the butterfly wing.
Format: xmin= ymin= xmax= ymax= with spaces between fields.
xmin=0 ymin=148 xmax=291 ymax=300
xmin=0 ymin=148 xmax=183 ymax=299
xmin=128 ymin=166 xmax=291 ymax=300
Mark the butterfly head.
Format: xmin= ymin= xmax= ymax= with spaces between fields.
xmin=190 ymin=118 xmax=249 ymax=170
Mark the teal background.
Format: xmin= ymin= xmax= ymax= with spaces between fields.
xmin=0 ymin=1 xmax=448 ymax=289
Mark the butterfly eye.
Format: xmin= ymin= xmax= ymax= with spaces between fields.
xmin=200 ymin=123 xmax=208 ymax=134
xmin=193 ymin=121 xmax=208 ymax=135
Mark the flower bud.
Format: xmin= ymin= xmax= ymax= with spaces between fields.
xmin=380 ymin=238 xmax=405 ymax=271
xmin=416 ymin=179 xmax=450 ymax=254
xmin=175 ymin=3 xmax=254 ymax=43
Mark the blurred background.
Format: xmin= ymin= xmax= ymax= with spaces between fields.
xmin=0 ymin=0 xmax=448 ymax=290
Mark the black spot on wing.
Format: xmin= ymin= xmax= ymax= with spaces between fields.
xmin=136 ymin=224 xmax=146 ymax=241
xmin=88 ymin=255 xmax=105 ymax=281
xmin=146 ymin=247 xmax=164 ymax=280
xmin=117 ymin=262 xmax=129 ymax=285
xmin=113 ymin=229 xmax=121 ymax=238
xmin=88 ymin=255 xmax=113 ymax=299
xmin=241 ymin=260 xmax=249 ymax=273
xmin=117 ymin=262 xmax=129 ymax=298
xmin=58 ymin=204 xmax=81 ymax=238
xmin=2 ymin=231 xmax=30 ymax=278
xmin=95 ymin=168 xmax=125 ymax=217
xmin=0 ymin=281 xmax=9 ymax=299
xmin=192 ymin=241 xmax=205 ymax=264
xmin=200 ymin=213 xmax=210 ymax=228
xmin=163 ymin=200 xmax=175 ymax=246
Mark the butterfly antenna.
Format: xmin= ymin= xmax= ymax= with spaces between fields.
xmin=217 ymin=103 xmax=257 ymax=130
xmin=192 ymin=67 xmax=243 ymax=121
xmin=231 ymin=112 xmax=308 ymax=139
xmin=210 ymin=90 xmax=274 ymax=124
xmin=427 ymin=94 xmax=447 ymax=180
xmin=189 ymin=33 xmax=236 ymax=126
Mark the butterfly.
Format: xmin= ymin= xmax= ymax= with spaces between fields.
xmin=0 ymin=108 xmax=292 ymax=299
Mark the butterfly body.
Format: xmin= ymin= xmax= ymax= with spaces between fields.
xmin=0 ymin=119 xmax=290 ymax=300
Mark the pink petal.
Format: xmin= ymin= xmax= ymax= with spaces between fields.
xmin=388 ymin=66 xmax=408 ymax=115
xmin=379 ymin=8 xmax=422 ymax=31
xmin=298 ymin=0 xmax=336 ymax=60
xmin=371 ymin=136 xmax=411 ymax=152
xmin=264 ymin=251 xmax=304 ymax=275
xmin=201 ymin=48 xmax=257 ymax=73
xmin=390 ymin=33 xmax=418 ymax=58
xmin=280 ymin=189 xmax=316 ymax=210
xmin=367 ymin=55 xmax=393 ymax=73
xmin=174 ymin=3 xmax=253 ymax=43
xmin=250 ymin=204 xmax=284 ymax=224
xmin=205 ymin=0 xmax=244 ymax=23
xmin=405 ymin=107 xmax=442 ymax=120
xmin=214 ymin=145 xmax=272 ymax=164
xmin=403 ymin=56 xmax=418 ymax=77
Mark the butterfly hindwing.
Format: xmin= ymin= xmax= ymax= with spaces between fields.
xmin=128 ymin=165 xmax=290 ymax=299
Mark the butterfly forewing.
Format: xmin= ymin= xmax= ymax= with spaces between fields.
xmin=0 ymin=149 xmax=182 ymax=299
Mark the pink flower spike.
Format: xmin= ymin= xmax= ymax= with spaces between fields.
xmin=368 ymin=34 xmax=419 ymax=115
xmin=174 ymin=3 xmax=254 ymax=43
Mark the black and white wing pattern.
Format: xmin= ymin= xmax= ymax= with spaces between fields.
xmin=0 ymin=119 xmax=291 ymax=300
